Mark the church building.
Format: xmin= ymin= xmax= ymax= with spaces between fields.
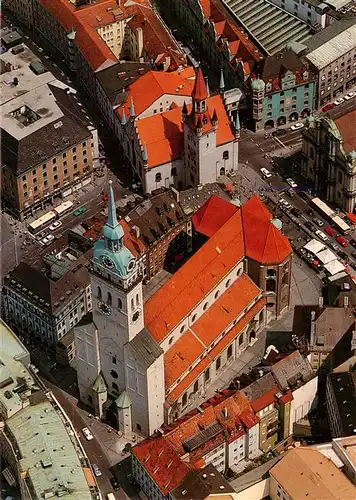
xmin=74 ymin=182 xmax=292 ymax=437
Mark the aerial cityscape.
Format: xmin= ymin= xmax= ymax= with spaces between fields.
xmin=1 ymin=0 xmax=356 ymax=499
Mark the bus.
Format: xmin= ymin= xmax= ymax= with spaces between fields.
xmin=54 ymin=200 xmax=73 ymax=218
xmin=28 ymin=211 xmax=56 ymax=233
xmin=311 ymin=197 xmax=335 ymax=220
xmin=331 ymin=215 xmax=350 ymax=235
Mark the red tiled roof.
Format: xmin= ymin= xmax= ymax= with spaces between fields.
xmin=192 ymin=194 xmax=238 ymax=237
xmin=167 ymin=298 xmax=266 ymax=403
xmin=192 ymin=67 xmax=208 ymax=101
xmin=164 ymin=330 xmax=205 ymax=388
xmin=280 ymin=389 xmax=293 ymax=404
xmin=335 ymin=109 xmax=356 ymax=154
xmin=144 ymin=210 xmax=245 ymax=343
xmin=38 ymin=0 xmax=116 ymax=71
xmin=136 ymin=94 xmax=235 ymax=168
xmin=119 ymin=67 xmax=195 ymax=118
xmin=241 ymin=195 xmax=292 ymax=264
xmin=191 ymin=274 xmax=261 ymax=347
xmin=132 ymin=437 xmax=190 ymax=495
xmin=250 ymin=386 xmax=280 ymax=413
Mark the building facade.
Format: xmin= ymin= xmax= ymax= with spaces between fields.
xmin=3 ymin=232 xmax=93 ymax=346
xmin=301 ymin=110 xmax=356 ymax=212
xmin=303 ymin=20 xmax=356 ymax=107
xmin=326 ymin=371 xmax=356 ymax=438
xmin=250 ymin=50 xmax=316 ymax=131
xmin=268 ymin=0 xmax=328 ymax=28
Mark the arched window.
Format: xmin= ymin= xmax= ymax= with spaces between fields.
xmin=193 ymin=380 xmax=199 ymax=393
xmin=155 ymin=172 xmax=162 ymax=183
xmin=214 ymin=290 xmax=220 ymax=299
xmin=136 ymin=293 xmax=139 ymax=306
xmin=203 ymin=302 xmax=209 ymax=311
xmin=118 ymin=298 xmax=122 ymax=309
xmin=169 ymin=336 xmax=174 ymax=345
xmin=131 ymin=298 xmax=134 ymax=310
xmin=223 ymin=150 xmax=229 ymax=160
xmin=97 ymin=286 xmax=102 ymax=300
xmin=182 ymin=392 xmax=188 ymax=407
xmin=226 ymin=279 xmax=231 ymax=288
xmin=107 ymin=292 xmax=112 ymax=305
xmin=266 ymin=279 xmax=276 ymax=292
xmin=112 ymin=382 xmax=119 ymax=391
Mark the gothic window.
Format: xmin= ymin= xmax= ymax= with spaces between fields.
xmin=112 ymin=356 xmax=117 ymax=364
xmin=155 ymin=173 xmax=162 ymax=183
xmin=203 ymin=302 xmax=209 ymax=311
xmin=182 ymin=392 xmax=188 ymax=407
xmin=266 ymin=279 xmax=276 ymax=292
xmin=118 ymin=298 xmax=122 ymax=309
xmin=136 ymin=293 xmax=139 ymax=306
xmin=223 ymin=150 xmax=229 ymax=160
xmin=226 ymin=279 xmax=231 ymax=288
xmin=97 ymin=286 xmax=102 ymax=300
xmin=193 ymin=380 xmax=199 ymax=393
xmin=112 ymin=382 xmax=119 ymax=391
xmin=107 ymin=292 xmax=112 ymax=305
xmin=216 ymin=357 xmax=221 ymax=370
xmin=131 ymin=298 xmax=134 ymax=310
xmin=204 ymin=368 xmax=210 ymax=382
xmin=227 ymin=345 xmax=233 ymax=358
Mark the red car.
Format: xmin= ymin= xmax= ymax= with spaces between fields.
xmin=336 ymin=236 xmax=349 ymax=247
xmin=322 ymin=103 xmax=334 ymax=112
xmin=325 ymin=226 xmax=336 ymax=237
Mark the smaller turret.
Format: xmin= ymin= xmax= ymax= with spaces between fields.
xmin=235 ymin=113 xmax=241 ymax=138
xmin=219 ymin=68 xmax=225 ymax=94
xmin=130 ymin=97 xmax=135 ymax=118
xmin=142 ymin=143 xmax=148 ymax=166
xmin=182 ymin=101 xmax=188 ymax=121
xmin=211 ymin=109 xmax=218 ymax=129
xmin=121 ymin=109 xmax=127 ymax=126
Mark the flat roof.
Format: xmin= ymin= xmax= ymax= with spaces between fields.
xmin=305 ymin=20 xmax=356 ymax=68
xmin=7 ymin=401 xmax=92 ymax=499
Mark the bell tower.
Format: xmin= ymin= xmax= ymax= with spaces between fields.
xmin=90 ymin=181 xmax=144 ymax=395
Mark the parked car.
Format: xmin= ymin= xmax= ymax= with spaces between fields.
xmin=344 ymin=91 xmax=356 ymax=100
xmin=299 ymin=191 xmax=309 ymax=200
xmin=315 ymin=229 xmax=328 ymax=242
xmin=333 ymin=97 xmax=345 ymax=106
xmin=305 ymin=221 xmax=314 ymax=231
xmin=279 ymin=198 xmax=292 ymax=209
xmin=110 ymin=478 xmax=120 ymax=490
xmin=82 ymin=427 xmax=94 ymax=441
xmin=350 ymin=262 xmax=356 ymax=271
xmin=286 ymin=177 xmax=298 ymax=188
xmin=338 ymin=250 xmax=348 ymax=260
xmin=349 ymin=239 xmax=356 ymax=248
xmin=260 ymin=167 xmax=272 ymax=178
xmin=336 ymin=235 xmax=349 ymax=247
xmin=290 ymin=122 xmax=304 ymax=131
xmin=49 ymin=220 xmax=62 ymax=231
xmin=330 ymin=242 xmax=339 ymax=252
xmin=325 ymin=226 xmax=336 ymax=237
xmin=286 ymin=188 xmax=296 ymax=198
xmin=352 ymin=251 xmax=356 ymax=260
xmin=307 ymin=209 xmax=314 ymax=217
xmin=73 ymin=207 xmax=88 ymax=217
xmin=41 ymin=234 xmax=55 ymax=246
xmin=313 ymin=218 xmax=324 ymax=227
xmin=322 ymin=103 xmax=334 ymax=112
xmin=92 ymin=464 xmax=102 ymax=477
xmin=291 ymin=207 xmax=301 ymax=217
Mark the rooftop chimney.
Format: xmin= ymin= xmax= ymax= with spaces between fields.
xmin=310 ymin=311 xmax=316 ymax=346
xmin=318 ymin=296 xmax=323 ymax=308
xmin=223 ymin=407 xmax=228 ymax=418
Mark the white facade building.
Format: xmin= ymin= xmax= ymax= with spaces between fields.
xmin=290 ymin=376 xmax=318 ymax=434
xmin=269 ymin=0 xmax=327 ymax=27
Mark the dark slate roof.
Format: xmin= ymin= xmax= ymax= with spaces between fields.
xmin=259 ymin=51 xmax=304 ymax=80
xmin=1 ymin=84 xmax=92 ymax=175
xmin=328 ymin=372 xmax=356 ymax=436
xmin=271 ymin=351 xmax=314 ymax=391
xmin=128 ymin=328 xmax=163 ymax=368
xmin=96 ymin=61 xmax=153 ymax=106
xmin=305 ymin=17 xmax=356 ymax=53
xmin=172 ymin=464 xmax=234 ymax=500
xmin=243 ymin=373 xmax=277 ymax=400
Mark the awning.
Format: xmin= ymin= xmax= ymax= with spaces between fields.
xmin=303 ymin=239 xmax=326 ymax=255
xmin=316 ymin=248 xmax=337 ymax=264
xmin=347 ymin=212 xmax=356 ymax=224
xmin=324 ymin=260 xmax=345 ymax=276
xmin=83 ymin=467 xmax=95 ymax=488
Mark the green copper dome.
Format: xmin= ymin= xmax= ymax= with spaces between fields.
xmin=93 ymin=181 xmax=135 ymax=278
xmin=251 ymin=78 xmax=265 ymax=92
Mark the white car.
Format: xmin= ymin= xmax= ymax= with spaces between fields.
xmin=41 ymin=234 xmax=55 ymax=246
xmin=260 ymin=167 xmax=272 ymax=178
xmin=315 ymin=229 xmax=329 ymax=242
xmin=279 ymin=198 xmax=292 ymax=210
xmin=290 ymin=122 xmax=304 ymax=131
xmin=344 ymin=91 xmax=356 ymax=100
xmin=333 ymin=98 xmax=344 ymax=106
xmin=286 ymin=178 xmax=298 ymax=188
xmin=82 ymin=427 xmax=94 ymax=441
xmin=49 ymin=221 xmax=62 ymax=231
xmin=92 ymin=464 xmax=102 ymax=477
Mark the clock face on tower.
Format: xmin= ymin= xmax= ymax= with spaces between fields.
xmin=98 ymin=301 xmax=112 ymax=316
xmin=127 ymin=258 xmax=136 ymax=272
xmin=102 ymin=255 xmax=115 ymax=269
xmin=132 ymin=309 xmax=141 ymax=323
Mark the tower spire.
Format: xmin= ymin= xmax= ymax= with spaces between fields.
xmin=142 ymin=143 xmax=148 ymax=164
xmin=130 ymin=97 xmax=135 ymax=118
xmin=107 ymin=180 xmax=118 ymax=229
xmin=219 ymin=68 xmax=225 ymax=94
xmin=121 ymin=109 xmax=127 ymax=125
xmin=192 ymin=66 xmax=208 ymax=101
xmin=235 ymin=113 xmax=241 ymax=138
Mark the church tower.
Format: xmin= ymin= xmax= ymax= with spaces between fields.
xmin=183 ymin=67 xmax=218 ymax=187
xmin=90 ymin=180 xmax=144 ymax=396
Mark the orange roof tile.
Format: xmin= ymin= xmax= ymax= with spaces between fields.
xmin=164 ymin=330 xmax=205 ymax=388
xmin=191 ymin=274 xmax=261 ymax=346
xmin=241 ymin=196 xmax=292 ymax=264
xmin=192 ymin=67 xmax=208 ymax=101
xmin=38 ymin=0 xmax=116 ymax=71
xmin=167 ymin=298 xmax=266 ymax=403
xmin=250 ymin=386 xmax=280 ymax=413
xmin=192 ymin=194 xmax=238 ymax=237
xmin=136 ymin=94 xmax=235 ymax=169
xmin=132 ymin=437 xmax=190 ymax=494
xmin=119 ymin=67 xmax=195 ymax=118
xmin=335 ymin=109 xmax=356 ymax=154
xmin=144 ymin=211 xmax=245 ymax=343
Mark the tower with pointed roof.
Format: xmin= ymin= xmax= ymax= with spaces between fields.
xmin=91 ymin=181 xmax=144 ymax=396
xmin=183 ymin=67 xmax=239 ymax=187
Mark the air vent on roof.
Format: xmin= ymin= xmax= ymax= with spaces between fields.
xmin=53 ymin=121 xmax=63 ymax=129
xmin=66 ymin=290 xmax=72 ymax=296
xmin=96 ymin=15 xmax=102 ymax=22
xmin=62 ymin=137 xmax=70 ymax=145
xmin=53 ymin=143 xmax=61 ymax=151
xmin=4 ymin=391 xmax=12 ymax=399
xmin=37 ymin=150 xmax=46 ymax=158
xmin=60 ymin=296 xmax=65 ymax=301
